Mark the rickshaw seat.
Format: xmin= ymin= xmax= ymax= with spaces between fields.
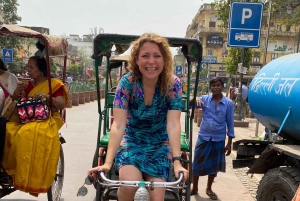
xmin=180 ymin=131 xmax=189 ymax=151
xmin=100 ymin=132 xmax=110 ymax=146
xmin=182 ymin=95 xmax=188 ymax=111
xmin=103 ymin=92 xmax=189 ymax=150
xmin=106 ymin=92 xmax=115 ymax=108
xmin=99 ymin=132 xmax=188 ymax=150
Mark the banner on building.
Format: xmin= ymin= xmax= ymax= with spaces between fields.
xmin=206 ymin=35 xmax=224 ymax=47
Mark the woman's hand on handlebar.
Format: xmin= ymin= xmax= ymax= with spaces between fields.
xmin=87 ymin=163 xmax=112 ymax=183
xmin=173 ymin=161 xmax=189 ymax=183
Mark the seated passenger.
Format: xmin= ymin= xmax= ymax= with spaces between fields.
xmin=2 ymin=56 xmax=69 ymax=196
xmin=0 ymin=58 xmax=18 ymax=98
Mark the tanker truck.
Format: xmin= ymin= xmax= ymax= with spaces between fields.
xmin=233 ymin=53 xmax=300 ymax=201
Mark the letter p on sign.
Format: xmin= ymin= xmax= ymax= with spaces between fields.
xmin=242 ymin=8 xmax=252 ymax=24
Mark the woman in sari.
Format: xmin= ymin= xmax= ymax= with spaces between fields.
xmin=2 ymin=56 xmax=69 ymax=196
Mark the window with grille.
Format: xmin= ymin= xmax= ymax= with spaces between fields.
xmin=253 ymin=52 xmax=260 ymax=63
xmin=271 ymin=53 xmax=278 ymax=60
xmin=209 ymin=21 xmax=216 ymax=27
xmin=207 ymin=49 xmax=213 ymax=55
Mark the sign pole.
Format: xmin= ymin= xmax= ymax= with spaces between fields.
xmin=234 ymin=48 xmax=245 ymax=121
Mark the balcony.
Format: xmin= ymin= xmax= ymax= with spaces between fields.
xmin=196 ymin=26 xmax=223 ymax=34
xmin=261 ymin=29 xmax=297 ymax=37
xmin=200 ymin=4 xmax=216 ymax=12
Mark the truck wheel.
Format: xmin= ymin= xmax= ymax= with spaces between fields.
xmin=256 ymin=167 xmax=300 ymax=201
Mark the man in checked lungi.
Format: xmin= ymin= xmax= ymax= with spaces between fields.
xmin=191 ymin=77 xmax=235 ymax=200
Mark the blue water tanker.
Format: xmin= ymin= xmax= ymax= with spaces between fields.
xmin=249 ymin=53 xmax=300 ymax=141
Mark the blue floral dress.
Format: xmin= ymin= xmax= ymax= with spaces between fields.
xmin=113 ymin=72 xmax=182 ymax=181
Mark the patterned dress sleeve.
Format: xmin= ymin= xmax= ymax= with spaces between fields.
xmin=168 ymin=75 xmax=182 ymax=110
xmin=113 ymin=73 xmax=134 ymax=110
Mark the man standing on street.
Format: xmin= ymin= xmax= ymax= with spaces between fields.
xmin=241 ymin=81 xmax=248 ymax=120
xmin=191 ymin=77 xmax=235 ymax=200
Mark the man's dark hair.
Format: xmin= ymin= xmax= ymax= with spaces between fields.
xmin=209 ymin=77 xmax=224 ymax=87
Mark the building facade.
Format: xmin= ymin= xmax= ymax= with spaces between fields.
xmin=185 ymin=3 xmax=299 ymax=82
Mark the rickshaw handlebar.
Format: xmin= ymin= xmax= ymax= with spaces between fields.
xmin=97 ymin=171 xmax=187 ymax=189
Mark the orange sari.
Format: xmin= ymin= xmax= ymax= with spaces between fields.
xmin=2 ymin=78 xmax=69 ymax=196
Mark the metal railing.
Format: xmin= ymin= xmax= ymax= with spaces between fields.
xmin=260 ymin=29 xmax=298 ymax=37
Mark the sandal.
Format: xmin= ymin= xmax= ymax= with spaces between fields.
xmin=206 ymin=191 xmax=218 ymax=200
xmin=191 ymin=190 xmax=198 ymax=195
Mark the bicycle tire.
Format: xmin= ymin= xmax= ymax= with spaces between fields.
xmin=47 ymin=145 xmax=64 ymax=201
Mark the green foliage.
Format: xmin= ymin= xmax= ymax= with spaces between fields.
xmin=89 ymin=78 xmax=96 ymax=84
xmin=0 ymin=0 xmax=22 ymax=49
xmin=49 ymin=58 xmax=57 ymax=73
xmin=214 ymin=0 xmax=231 ymax=31
xmin=215 ymin=0 xmax=300 ymax=34
xmin=8 ymin=56 xmax=23 ymax=72
xmin=0 ymin=1 xmax=23 ymax=69
xmin=0 ymin=0 xmax=21 ymax=25
xmin=78 ymin=61 xmax=84 ymax=76
xmin=269 ymin=0 xmax=300 ymax=28
xmin=215 ymin=0 xmax=254 ymax=75
xmin=101 ymin=70 xmax=106 ymax=78
xmin=200 ymin=67 xmax=208 ymax=78
xmin=22 ymin=38 xmax=36 ymax=57
xmin=110 ymin=71 xmax=117 ymax=80
xmin=68 ymin=64 xmax=79 ymax=76
xmin=226 ymin=48 xmax=253 ymax=75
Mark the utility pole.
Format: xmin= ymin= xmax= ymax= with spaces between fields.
xmin=297 ymin=28 xmax=300 ymax=53
xmin=234 ymin=49 xmax=245 ymax=121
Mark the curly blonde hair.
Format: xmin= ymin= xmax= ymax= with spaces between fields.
xmin=128 ymin=33 xmax=174 ymax=95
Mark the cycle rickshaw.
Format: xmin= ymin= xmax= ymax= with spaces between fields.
xmin=91 ymin=33 xmax=203 ymax=201
xmin=0 ymin=24 xmax=68 ymax=201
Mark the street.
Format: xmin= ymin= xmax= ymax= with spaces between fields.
xmin=2 ymin=99 xmax=258 ymax=201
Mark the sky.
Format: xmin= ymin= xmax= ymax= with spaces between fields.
xmin=17 ymin=0 xmax=214 ymax=38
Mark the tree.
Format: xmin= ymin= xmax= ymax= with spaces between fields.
xmin=200 ymin=67 xmax=208 ymax=79
xmin=0 ymin=0 xmax=21 ymax=25
xmin=215 ymin=0 xmax=300 ymax=38
xmin=0 ymin=0 xmax=22 ymax=49
xmin=0 ymin=0 xmax=23 ymax=71
xmin=50 ymin=58 xmax=57 ymax=73
xmin=214 ymin=1 xmax=254 ymax=76
xmin=8 ymin=56 xmax=23 ymax=72
xmin=67 ymin=64 xmax=79 ymax=77
xmin=78 ymin=61 xmax=84 ymax=77
xmin=226 ymin=48 xmax=253 ymax=75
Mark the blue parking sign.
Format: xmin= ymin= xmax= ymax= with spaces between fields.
xmin=2 ymin=48 xmax=13 ymax=63
xmin=175 ymin=65 xmax=182 ymax=76
xmin=228 ymin=2 xmax=264 ymax=48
